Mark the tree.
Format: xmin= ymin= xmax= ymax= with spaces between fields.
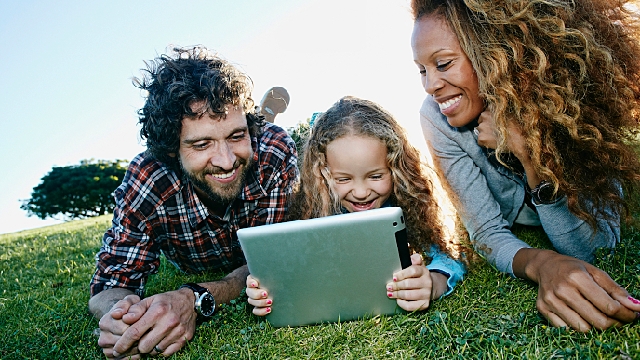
xmin=21 ymin=159 xmax=129 ymax=220
xmin=287 ymin=117 xmax=313 ymax=168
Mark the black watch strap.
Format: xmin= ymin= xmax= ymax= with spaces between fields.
xmin=180 ymin=283 xmax=216 ymax=320
xmin=180 ymin=282 xmax=209 ymax=295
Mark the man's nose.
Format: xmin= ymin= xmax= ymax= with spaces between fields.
xmin=209 ymin=143 xmax=236 ymax=170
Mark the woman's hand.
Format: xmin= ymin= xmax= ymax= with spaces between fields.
xmin=514 ymin=248 xmax=640 ymax=332
xmin=246 ymin=275 xmax=272 ymax=316
xmin=475 ymin=110 xmax=542 ymax=187
xmin=386 ymin=253 xmax=448 ymax=311
xmin=475 ymin=110 xmax=528 ymax=161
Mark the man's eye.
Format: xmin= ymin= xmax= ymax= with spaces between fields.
xmin=193 ymin=143 xmax=208 ymax=149
xmin=436 ymin=60 xmax=452 ymax=71
xmin=231 ymin=132 xmax=247 ymax=141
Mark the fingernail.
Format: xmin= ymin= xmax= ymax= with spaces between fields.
xmin=112 ymin=351 xmax=120 ymax=357
xmin=393 ymin=277 xmax=397 ymax=282
xmin=387 ymin=292 xmax=393 ymax=298
xmin=266 ymin=299 xmax=272 ymax=305
xmin=387 ymin=285 xmax=392 ymax=291
xmin=266 ymin=307 xmax=271 ymax=313
xmin=251 ymin=282 xmax=257 ymax=288
xmin=629 ymin=296 xmax=640 ymax=305
xmin=262 ymin=291 xmax=267 ymax=298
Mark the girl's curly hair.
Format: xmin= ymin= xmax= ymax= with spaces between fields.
xmin=412 ymin=0 xmax=640 ymax=228
xmin=134 ymin=46 xmax=264 ymax=171
xmin=290 ymin=96 xmax=460 ymax=257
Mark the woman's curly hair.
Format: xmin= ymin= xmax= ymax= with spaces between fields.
xmin=412 ymin=0 xmax=640 ymax=228
xmin=290 ymin=96 xmax=460 ymax=257
xmin=134 ymin=46 xmax=264 ymax=171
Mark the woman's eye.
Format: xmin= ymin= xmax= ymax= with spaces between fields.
xmin=436 ymin=60 xmax=452 ymax=71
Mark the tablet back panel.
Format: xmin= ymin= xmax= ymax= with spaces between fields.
xmin=238 ymin=207 xmax=409 ymax=327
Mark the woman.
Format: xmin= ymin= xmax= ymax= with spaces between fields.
xmin=411 ymin=0 xmax=640 ymax=331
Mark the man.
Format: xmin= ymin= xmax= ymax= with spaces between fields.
xmin=88 ymin=46 xmax=298 ymax=359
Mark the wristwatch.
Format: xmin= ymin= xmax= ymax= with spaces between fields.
xmin=180 ymin=283 xmax=216 ymax=321
xmin=530 ymin=180 xmax=559 ymax=205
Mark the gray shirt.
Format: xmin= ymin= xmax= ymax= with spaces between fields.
xmin=420 ymin=97 xmax=620 ymax=275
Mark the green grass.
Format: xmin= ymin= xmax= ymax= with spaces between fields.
xmin=1 ymin=216 xmax=639 ymax=359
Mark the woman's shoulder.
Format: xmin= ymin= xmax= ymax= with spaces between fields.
xmin=419 ymin=96 xmax=463 ymax=138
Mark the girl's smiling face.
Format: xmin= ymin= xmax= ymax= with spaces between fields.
xmin=411 ymin=14 xmax=485 ymax=127
xmin=326 ymin=134 xmax=393 ymax=212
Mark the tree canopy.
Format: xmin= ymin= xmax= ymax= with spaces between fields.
xmin=21 ymin=159 xmax=128 ymax=220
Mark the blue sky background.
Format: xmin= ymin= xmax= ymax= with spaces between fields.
xmin=0 ymin=0 xmax=427 ymax=234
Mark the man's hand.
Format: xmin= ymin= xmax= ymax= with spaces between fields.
xmin=514 ymin=248 xmax=640 ymax=332
xmin=112 ymin=288 xmax=197 ymax=357
xmin=96 ymin=294 xmax=142 ymax=359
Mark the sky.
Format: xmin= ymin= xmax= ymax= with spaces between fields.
xmin=0 ymin=0 xmax=429 ymax=234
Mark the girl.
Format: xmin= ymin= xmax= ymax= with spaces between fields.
xmin=246 ymin=96 xmax=466 ymax=315
xmin=411 ymin=0 xmax=640 ymax=331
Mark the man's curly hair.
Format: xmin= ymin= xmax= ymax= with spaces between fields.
xmin=134 ymin=46 xmax=264 ymax=171
xmin=412 ymin=0 xmax=640 ymax=228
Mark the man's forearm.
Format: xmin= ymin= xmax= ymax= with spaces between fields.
xmin=88 ymin=287 xmax=136 ymax=319
xmin=201 ymin=264 xmax=250 ymax=308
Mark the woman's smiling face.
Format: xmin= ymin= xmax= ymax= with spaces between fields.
xmin=411 ymin=14 xmax=485 ymax=127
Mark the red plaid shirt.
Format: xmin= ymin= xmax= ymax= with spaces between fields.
xmin=90 ymin=123 xmax=298 ymax=297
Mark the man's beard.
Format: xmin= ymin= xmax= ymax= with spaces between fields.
xmin=181 ymin=157 xmax=253 ymax=204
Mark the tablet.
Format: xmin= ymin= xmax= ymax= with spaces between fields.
xmin=237 ymin=207 xmax=411 ymax=327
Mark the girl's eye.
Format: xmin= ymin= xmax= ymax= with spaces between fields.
xmin=436 ymin=60 xmax=452 ymax=71
xmin=370 ymin=174 xmax=383 ymax=180
xmin=335 ymin=178 xmax=350 ymax=183
xmin=418 ymin=66 xmax=426 ymax=75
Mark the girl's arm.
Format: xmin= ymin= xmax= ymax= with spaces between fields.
xmin=425 ymin=245 xmax=465 ymax=299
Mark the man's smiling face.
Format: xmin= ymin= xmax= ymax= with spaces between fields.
xmin=178 ymin=104 xmax=253 ymax=204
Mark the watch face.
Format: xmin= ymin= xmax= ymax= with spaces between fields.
xmin=537 ymin=182 xmax=556 ymax=202
xmin=197 ymin=293 xmax=216 ymax=317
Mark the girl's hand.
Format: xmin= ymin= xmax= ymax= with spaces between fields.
xmin=245 ymin=275 xmax=272 ymax=316
xmin=386 ymin=253 xmax=443 ymax=311
xmin=514 ymin=248 xmax=640 ymax=331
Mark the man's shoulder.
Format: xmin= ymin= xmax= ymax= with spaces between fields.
xmin=246 ymin=123 xmax=298 ymax=193
xmin=117 ymin=152 xmax=183 ymax=212
xmin=258 ymin=122 xmax=296 ymax=152
xmin=255 ymin=123 xmax=297 ymax=166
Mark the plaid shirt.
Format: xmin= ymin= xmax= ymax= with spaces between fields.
xmin=90 ymin=123 xmax=298 ymax=297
